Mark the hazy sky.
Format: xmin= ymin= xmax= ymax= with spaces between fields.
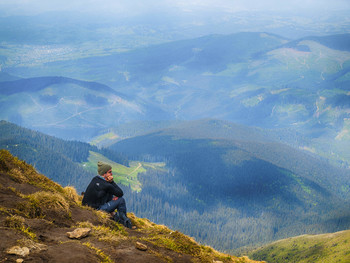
xmin=0 ymin=0 xmax=349 ymax=16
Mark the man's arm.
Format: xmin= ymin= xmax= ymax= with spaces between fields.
xmin=110 ymin=181 xmax=124 ymax=197
xmin=102 ymin=178 xmax=123 ymax=197
xmin=105 ymin=175 xmax=123 ymax=197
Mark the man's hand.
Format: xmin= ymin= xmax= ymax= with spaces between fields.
xmin=106 ymin=175 xmax=114 ymax=182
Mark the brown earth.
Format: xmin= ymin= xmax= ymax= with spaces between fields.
xmin=0 ymin=150 xmax=263 ymax=263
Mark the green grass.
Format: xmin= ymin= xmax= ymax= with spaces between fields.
xmin=216 ymin=62 xmax=247 ymax=77
xmin=279 ymin=169 xmax=312 ymax=195
xmin=242 ymin=95 xmax=264 ymax=107
xmin=335 ymin=118 xmax=350 ymax=141
xmin=82 ymin=151 xmax=166 ymax=192
xmin=270 ymin=103 xmax=309 ymax=123
xmin=90 ymin=132 xmax=120 ymax=147
xmin=267 ymin=41 xmax=350 ymax=75
xmin=337 ymin=71 xmax=350 ymax=82
xmin=229 ymin=84 xmax=264 ymax=98
xmin=249 ymin=230 xmax=350 ymax=263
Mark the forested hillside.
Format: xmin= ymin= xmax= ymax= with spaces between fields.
xmin=0 ymin=121 xmax=128 ymax=191
xmin=2 ymin=118 xmax=349 ymax=253
xmin=110 ymin=119 xmax=350 ymax=252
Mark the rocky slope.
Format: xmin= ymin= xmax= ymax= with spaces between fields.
xmin=0 ymin=149 xmax=261 ymax=263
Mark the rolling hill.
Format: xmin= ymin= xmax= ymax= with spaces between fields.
xmin=0 ymin=76 xmax=169 ymax=140
xmin=111 ymin=119 xmax=350 ymax=200
xmin=4 ymin=32 xmax=287 ymax=85
xmin=248 ymin=229 xmax=350 ymax=263
xmin=109 ymin=119 xmax=350 ymax=252
xmin=3 ymin=33 xmax=350 ymax=165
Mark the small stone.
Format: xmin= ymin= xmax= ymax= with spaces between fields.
xmin=16 ymin=259 xmax=24 ymax=263
xmin=135 ymin=241 xmax=148 ymax=251
xmin=20 ymin=239 xmax=48 ymax=252
xmin=30 ymin=242 xmax=48 ymax=251
xmin=6 ymin=246 xmax=30 ymax=257
xmin=66 ymin=228 xmax=91 ymax=239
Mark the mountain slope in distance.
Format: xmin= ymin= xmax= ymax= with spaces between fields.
xmin=110 ymin=119 xmax=350 ymax=200
xmin=109 ymin=119 xmax=350 ymax=250
xmin=5 ymin=32 xmax=288 ymax=83
xmin=0 ymin=76 xmax=168 ymax=140
xmin=0 ymin=120 xmax=129 ymax=192
xmin=4 ymin=33 xmax=350 ymax=141
xmin=3 ymin=33 xmax=350 ymax=167
xmin=248 ymin=229 xmax=350 ymax=263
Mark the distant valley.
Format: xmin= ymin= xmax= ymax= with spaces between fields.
xmin=2 ymin=32 xmax=350 ymax=167
xmin=0 ymin=76 xmax=168 ymax=140
xmin=1 ymin=9 xmax=350 ymax=258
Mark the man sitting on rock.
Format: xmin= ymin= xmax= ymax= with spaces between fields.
xmin=82 ymin=161 xmax=133 ymax=229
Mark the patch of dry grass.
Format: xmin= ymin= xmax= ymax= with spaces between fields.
xmin=0 ymin=149 xmax=63 ymax=193
xmin=83 ymin=241 xmax=113 ymax=263
xmin=132 ymin=214 xmax=254 ymax=263
xmin=18 ymin=191 xmax=71 ymax=219
xmin=5 ymin=215 xmax=37 ymax=240
xmin=63 ymin=186 xmax=82 ymax=204
xmin=76 ymin=221 xmax=127 ymax=244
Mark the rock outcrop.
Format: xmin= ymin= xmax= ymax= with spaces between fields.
xmin=67 ymin=228 xmax=91 ymax=239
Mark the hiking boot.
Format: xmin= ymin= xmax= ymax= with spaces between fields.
xmin=119 ymin=212 xmax=133 ymax=229
xmin=113 ymin=213 xmax=120 ymax=222
xmin=124 ymin=218 xmax=133 ymax=229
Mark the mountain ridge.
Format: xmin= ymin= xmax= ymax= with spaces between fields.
xmin=3 ymin=33 xmax=350 ymax=149
xmin=110 ymin=118 xmax=350 ymax=200
xmin=4 ymin=33 xmax=350 ymax=162
xmin=0 ymin=76 xmax=123 ymax=96
xmin=0 ymin=76 xmax=171 ymax=140
xmin=283 ymin=34 xmax=350 ymax=52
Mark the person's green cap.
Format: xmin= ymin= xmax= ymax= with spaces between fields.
xmin=97 ymin=161 xmax=112 ymax=175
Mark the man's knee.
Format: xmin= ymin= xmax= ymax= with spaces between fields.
xmin=116 ymin=197 xmax=125 ymax=206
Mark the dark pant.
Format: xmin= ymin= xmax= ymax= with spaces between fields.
xmin=98 ymin=197 xmax=127 ymax=214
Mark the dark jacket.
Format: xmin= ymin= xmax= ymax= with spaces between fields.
xmin=82 ymin=176 xmax=123 ymax=209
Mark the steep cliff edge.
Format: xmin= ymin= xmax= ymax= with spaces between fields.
xmin=0 ymin=149 xmax=261 ymax=263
